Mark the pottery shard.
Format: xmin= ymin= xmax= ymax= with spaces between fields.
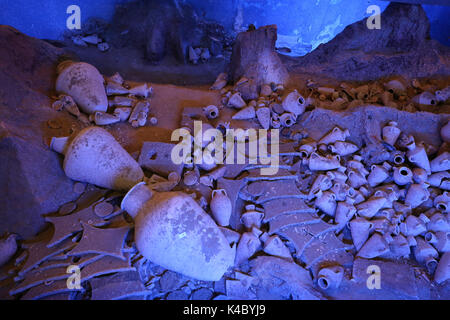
xmin=217 ymin=178 xmax=246 ymax=231
xmin=242 ymin=180 xmax=306 ymax=204
xmin=191 ymin=287 xmax=213 ymax=300
xmin=0 ymin=134 xmax=79 ymax=240
xmin=20 ymin=278 xmax=83 ymax=300
xmin=10 ymin=266 xmax=71 ymax=296
xmin=268 ymin=213 xmax=321 ymax=235
xmin=0 ymin=26 xmax=107 ymax=240
xmin=297 ymin=105 xmax=445 ymax=153
xmin=139 ymin=142 xmax=184 ymax=177
xmin=91 ymin=279 xmax=149 ymax=300
xmin=45 ymin=202 xmax=110 ymax=248
xmin=225 ymin=279 xmax=257 ymax=300
xmin=67 ymin=222 xmax=131 ymax=260
xmin=245 ymin=168 xmax=297 ymax=183
xmin=274 ymin=221 xmax=337 ymax=257
xmin=300 ymin=232 xmax=352 ymax=268
xmin=229 ymin=25 xmax=288 ymax=87
xmin=290 ymin=3 xmax=450 ymax=81
xmin=80 ymin=254 xmax=135 ymax=282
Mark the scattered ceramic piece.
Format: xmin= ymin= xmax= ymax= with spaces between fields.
xmin=67 ymin=222 xmax=130 ymax=260
xmin=56 ymin=61 xmax=108 ymax=114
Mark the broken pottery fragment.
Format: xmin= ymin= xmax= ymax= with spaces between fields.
xmin=412 ymin=92 xmax=437 ymax=106
xmin=249 ymin=256 xmax=323 ymax=300
xmin=228 ymin=92 xmax=246 ymax=109
xmin=129 ymin=83 xmax=152 ymax=98
xmin=67 ymin=222 xmax=130 ymax=260
xmin=413 ymin=237 xmax=439 ymax=274
xmin=138 ymin=142 xmax=184 ymax=177
xmin=300 ymin=231 xmax=351 ymax=267
xmin=20 ymin=278 xmax=83 ymax=300
xmin=328 ymin=141 xmax=358 ymax=156
xmin=94 ymin=111 xmax=121 ymax=126
xmin=80 ymin=254 xmax=135 ymax=283
xmin=98 ymin=42 xmax=110 ymax=52
xmin=430 ymin=152 xmax=450 ymax=173
xmin=210 ymin=73 xmax=228 ymax=90
xmin=121 ymin=185 xmax=235 ymax=281
xmin=384 ymin=80 xmax=406 ymax=96
xmin=232 ymin=106 xmax=255 ymax=120
xmin=235 ymin=232 xmax=261 ymax=266
xmin=63 ymin=127 xmax=144 ymax=190
xmin=256 ymin=107 xmax=271 ymax=129
xmin=106 ymin=81 xmax=129 ymax=96
xmin=407 ymin=143 xmax=431 ymax=174
xmin=56 ymin=61 xmax=108 ymax=114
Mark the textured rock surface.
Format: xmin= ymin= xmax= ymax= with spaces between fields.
xmin=229 ymin=25 xmax=289 ymax=86
xmin=0 ymin=26 xmax=80 ymax=239
xmin=286 ymin=3 xmax=450 ymax=81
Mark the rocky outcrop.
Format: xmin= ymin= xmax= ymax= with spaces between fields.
xmin=288 ymin=3 xmax=450 ymax=81
xmin=0 ymin=26 xmax=80 ymax=239
xmin=229 ymin=25 xmax=289 ymax=86
xmin=108 ymin=0 xmax=230 ymax=64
